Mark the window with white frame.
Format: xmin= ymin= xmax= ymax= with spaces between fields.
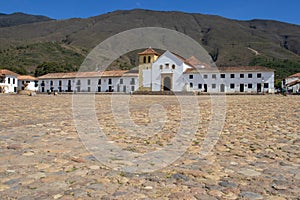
xmin=257 ymin=73 xmax=262 ymax=78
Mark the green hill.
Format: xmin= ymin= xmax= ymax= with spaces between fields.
xmin=0 ymin=9 xmax=300 ymax=80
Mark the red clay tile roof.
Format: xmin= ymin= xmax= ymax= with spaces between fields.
xmin=123 ymin=72 xmax=139 ymax=77
xmin=218 ymin=66 xmax=274 ymax=72
xmin=185 ymin=56 xmax=202 ymax=66
xmin=138 ymin=47 xmax=160 ymax=56
xmin=169 ymin=52 xmax=196 ymax=68
xmin=0 ymin=69 xmax=19 ymax=77
xmin=18 ymin=75 xmax=38 ymax=81
xmin=185 ymin=56 xmax=212 ymax=69
xmin=38 ymin=70 xmax=130 ymax=79
xmin=287 ymin=72 xmax=300 ymax=78
xmin=185 ymin=66 xmax=274 ymax=73
xmin=167 ymin=52 xmax=213 ymax=69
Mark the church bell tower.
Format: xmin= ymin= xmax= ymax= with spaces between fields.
xmin=138 ymin=47 xmax=160 ymax=91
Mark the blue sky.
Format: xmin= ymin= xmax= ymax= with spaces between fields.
xmin=0 ymin=0 xmax=299 ymax=25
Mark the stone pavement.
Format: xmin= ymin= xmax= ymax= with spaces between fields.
xmin=0 ymin=94 xmax=299 ymax=199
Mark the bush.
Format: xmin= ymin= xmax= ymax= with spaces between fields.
xmin=249 ymin=57 xmax=300 ymax=81
xmin=34 ymin=62 xmax=77 ymax=77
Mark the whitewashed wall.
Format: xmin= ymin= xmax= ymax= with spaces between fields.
xmin=286 ymin=76 xmax=300 ymax=93
xmin=184 ymin=71 xmax=274 ymax=93
xmin=18 ymin=80 xmax=38 ymax=91
xmin=38 ymin=76 xmax=138 ymax=93
xmin=290 ymin=84 xmax=300 ymax=93
xmin=142 ymin=69 xmax=151 ymax=88
xmin=152 ymin=51 xmax=192 ymax=92
xmin=0 ymin=75 xmax=18 ymax=93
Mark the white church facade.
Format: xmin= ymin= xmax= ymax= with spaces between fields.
xmin=137 ymin=48 xmax=275 ymax=93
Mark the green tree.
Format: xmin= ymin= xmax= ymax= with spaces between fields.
xmin=249 ymin=57 xmax=300 ymax=81
xmin=12 ymin=66 xmax=28 ymax=75
xmin=34 ymin=62 xmax=77 ymax=77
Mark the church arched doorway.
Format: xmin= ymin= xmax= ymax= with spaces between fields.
xmin=163 ymin=77 xmax=171 ymax=91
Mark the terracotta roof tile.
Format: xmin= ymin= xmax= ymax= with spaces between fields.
xmin=185 ymin=56 xmax=212 ymax=69
xmin=185 ymin=66 xmax=274 ymax=73
xmin=185 ymin=56 xmax=202 ymax=66
xmin=138 ymin=47 xmax=160 ymax=56
xmin=38 ymin=70 xmax=131 ymax=79
xmin=168 ymin=52 xmax=195 ymax=68
xmin=217 ymin=66 xmax=274 ymax=72
xmin=123 ymin=73 xmax=139 ymax=77
xmin=169 ymin=52 xmax=213 ymax=69
xmin=18 ymin=75 xmax=38 ymax=81
xmin=287 ymin=72 xmax=300 ymax=78
xmin=0 ymin=69 xmax=19 ymax=77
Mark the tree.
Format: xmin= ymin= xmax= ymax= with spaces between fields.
xmin=34 ymin=62 xmax=77 ymax=77
xmin=12 ymin=66 xmax=28 ymax=75
xmin=249 ymin=57 xmax=300 ymax=81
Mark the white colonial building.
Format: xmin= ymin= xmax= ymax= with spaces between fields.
xmin=285 ymin=72 xmax=300 ymax=94
xmin=138 ymin=48 xmax=275 ymax=93
xmin=33 ymin=47 xmax=274 ymax=94
xmin=38 ymin=70 xmax=138 ymax=93
xmin=0 ymin=69 xmax=19 ymax=93
xmin=185 ymin=66 xmax=274 ymax=93
xmin=18 ymin=75 xmax=39 ymax=91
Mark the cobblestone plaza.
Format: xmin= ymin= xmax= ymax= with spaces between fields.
xmin=0 ymin=94 xmax=299 ymax=199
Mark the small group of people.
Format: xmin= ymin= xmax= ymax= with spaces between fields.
xmin=47 ymin=90 xmax=58 ymax=96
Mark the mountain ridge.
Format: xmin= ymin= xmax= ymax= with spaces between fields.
xmin=0 ymin=9 xmax=299 ymax=81
xmin=0 ymin=12 xmax=53 ymax=28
